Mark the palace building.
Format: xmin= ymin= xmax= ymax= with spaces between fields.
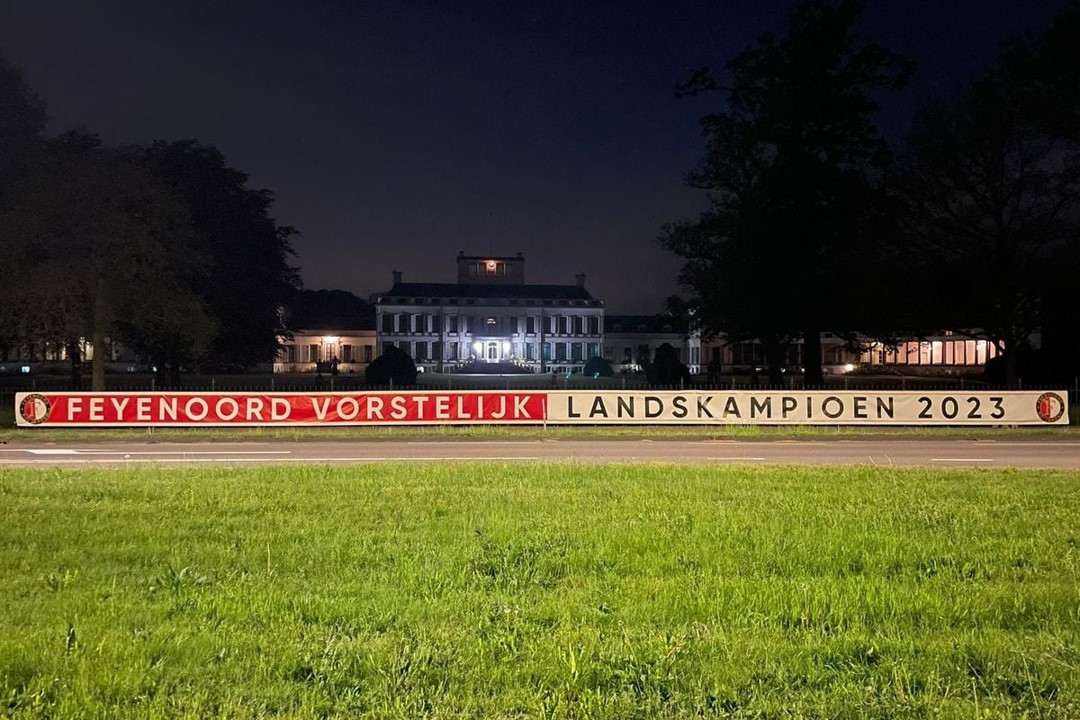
xmin=374 ymin=252 xmax=604 ymax=373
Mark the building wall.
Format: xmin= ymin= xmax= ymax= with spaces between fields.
xmin=603 ymin=333 xmax=702 ymax=374
xmin=274 ymin=330 xmax=376 ymax=374
xmin=375 ymin=299 xmax=604 ymax=373
xmin=701 ymin=333 xmax=1002 ymax=374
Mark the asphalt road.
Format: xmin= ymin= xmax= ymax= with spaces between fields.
xmin=1 ymin=439 xmax=1079 ymax=469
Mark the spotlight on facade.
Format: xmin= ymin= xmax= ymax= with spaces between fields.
xmin=502 ymin=342 xmax=510 ymax=353
xmin=843 ymin=363 xmax=855 ymax=373
xmin=473 ymin=342 xmax=482 ymax=353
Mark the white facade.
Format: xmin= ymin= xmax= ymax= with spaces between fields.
xmin=375 ymin=253 xmax=604 ymax=373
xmin=275 ymin=330 xmax=376 ymax=374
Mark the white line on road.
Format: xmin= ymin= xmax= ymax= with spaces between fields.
xmin=930 ymin=458 xmax=995 ymax=462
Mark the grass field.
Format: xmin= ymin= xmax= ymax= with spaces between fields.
xmin=2 ymin=464 xmax=1079 ymax=718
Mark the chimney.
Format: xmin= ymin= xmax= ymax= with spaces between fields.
xmin=392 ymin=270 xmax=402 ymax=285
xmin=575 ymin=273 xmax=586 ymax=288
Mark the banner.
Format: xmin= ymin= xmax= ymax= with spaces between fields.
xmin=546 ymin=391 xmax=1069 ymax=425
xmin=15 ymin=391 xmax=546 ymax=427
xmin=14 ymin=389 xmax=1069 ymax=427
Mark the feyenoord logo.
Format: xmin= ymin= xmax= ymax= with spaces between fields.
xmin=19 ymin=394 xmax=53 ymax=425
xmin=1035 ymin=392 xmax=1066 ymax=423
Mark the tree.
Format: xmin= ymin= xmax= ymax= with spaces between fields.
xmin=138 ymin=141 xmax=301 ymax=371
xmin=582 ymin=356 xmax=614 ymax=377
xmin=660 ymin=0 xmax=913 ymax=385
xmin=896 ymin=60 xmax=1080 ymax=384
xmin=0 ymin=132 xmax=213 ymax=389
xmin=0 ymin=51 xmax=48 ymax=363
xmin=366 ymin=345 xmax=417 ymax=386
xmin=645 ymin=343 xmax=690 ymax=387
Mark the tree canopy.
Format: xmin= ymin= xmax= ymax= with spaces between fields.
xmin=660 ymin=0 xmax=913 ymax=384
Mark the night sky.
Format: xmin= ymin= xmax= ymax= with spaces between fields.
xmin=0 ymin=0 xmax=1064 ymax=313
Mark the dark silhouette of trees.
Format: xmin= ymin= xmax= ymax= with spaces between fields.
xmin=137 ymin=141 xmax=301 ymax=371
xmin=645 ymin=343 xmax=690 ymax=387
xmin=1 ymin=132 xmax=214 ymax=389
xmin=285 ymin=289 xmax=375 ymax=331
xmin=0 ymin=51 xmax=48 ymax=365
xmin=366 ymin=345 xmax=417 ymax=386
xmin=660 ymin=0 xmax=913 ymax=385
xmin=895 ymin=5 xmax=1080 ymax=384
xmin=582 ymin=356 xmax=614 ymax=377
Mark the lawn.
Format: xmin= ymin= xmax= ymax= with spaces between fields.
xmin=1 ymin=464 xmax=1079 ymax=718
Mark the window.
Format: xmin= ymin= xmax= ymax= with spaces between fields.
xmin=558 ymin=316 xmax=568 ymax=334
xmin=307 ymin=344 xmax=319 ymax=363
xmin=416 ymin=342 xmax=427 ymax=360
xmin=382 ymin=341 xmax=395 ymax=354
xmin=525 ymin=342 xmax=535 ymax=361
xmin=364 ymin=345 xmax=373 ymax=363
xmin=526 ymin=316 xmax=535 ymax=334
xmin=448 ymin=315 xmax=458 ymax=334
xmin=508 ymin=316 xmax=518 ymax=334
xmin=381 ymin=314 xmax=393 ymax=333
xmin=286 ymin=345 xmax=297 ymax=363
xmin=543 ymin=342 xmax=552 ymax=360
xmin=589 ymin=316 xmax=599 ymax=335
xmin=556 ymin=343 xmax=567 ymax=361
xmin=448 ymin=343 xmax=458 ymax=360
xmin=342 ymin=345 xmax=354 ymax=362
xmin=573 ymin=316 xmax=584 ymax=335
xmin=571 ymin=343 xmax=583 ymax=361
xmin=432 ymin=314 xmax=442 ymax=332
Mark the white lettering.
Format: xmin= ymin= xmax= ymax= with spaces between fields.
xmin=160 ymin=398 xmax=178 ymax=421
xmin=185 ymin=398 xmax=209 ymax=421
xmin=245 ymin=398 xmax=264 ymax=420
xmin=67 ymin=397 xmax=83 ymax=421
xmin=312 ymin=397 xmax=331 ymax=420
xmin=435 ymin=396 xmax=451 ymax=420
xmin=367 ymin=396 xmax=384 ymax=420
xmin=338 ymin=397 xmax=360 ymax=420
xmin=413 ymin=395 xmax=430 ymax=419
xmin=216 ymin=397 xmax=239 ymax=421
xmin=456 ymin=395 xmax=472 ymax=419
xmin=110 ymin=397 xmax=130 ymax=418
xmin=89 ymin=398 xmax=104 ymax=421
xmin=271 ymin=398 xmax=290 ymax=421
xmin=515 ymin=395 xmax=530 ymax=419
xmin=136 ymin=397 xmax=152 ymax=422
xmin=390 ymin=396 xmax=407 ymax=420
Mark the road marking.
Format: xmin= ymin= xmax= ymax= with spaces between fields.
xmin=72 ymin=450 xmax=293 ymax=455
xmin=0 ymin=456 xmax=542 ymax=465
xmin=25 ymin=449 xmax=82 ymax=455
xmin=931 ymin=458 xmax=995 ymax=463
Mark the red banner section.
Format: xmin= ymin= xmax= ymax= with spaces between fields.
xmin=15 ymin=392 xmax=547 ymax=427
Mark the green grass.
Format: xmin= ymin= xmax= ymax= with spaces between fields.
xmin=2 ymin=464 xmax=1079 ymax=718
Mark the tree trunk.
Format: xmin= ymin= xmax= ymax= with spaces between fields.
xmin=803 ymin=329 xmax=823 ymax=387
xmin=66 ymin=340 xmax=82 ymax=389
xmin=91 ymin=280 xmax=107 ymax=391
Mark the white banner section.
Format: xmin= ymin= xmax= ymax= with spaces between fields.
xmin=546 ymin=391 xmax=1069 ymax=425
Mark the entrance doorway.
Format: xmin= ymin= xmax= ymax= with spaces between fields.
xmin=486 ymin=342 xmax=499 ymax=362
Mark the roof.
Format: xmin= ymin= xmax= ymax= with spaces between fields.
xmin=605 ymin=314 xmax=687 ymax=334
xmin=379 ymin=282 xmax=597 ymax=302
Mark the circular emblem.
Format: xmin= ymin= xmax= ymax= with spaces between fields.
xmin=1035 ymin=392 xmax=1066 ymax=423
xmin=19 ymin=394 xmax=53 ymax=425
